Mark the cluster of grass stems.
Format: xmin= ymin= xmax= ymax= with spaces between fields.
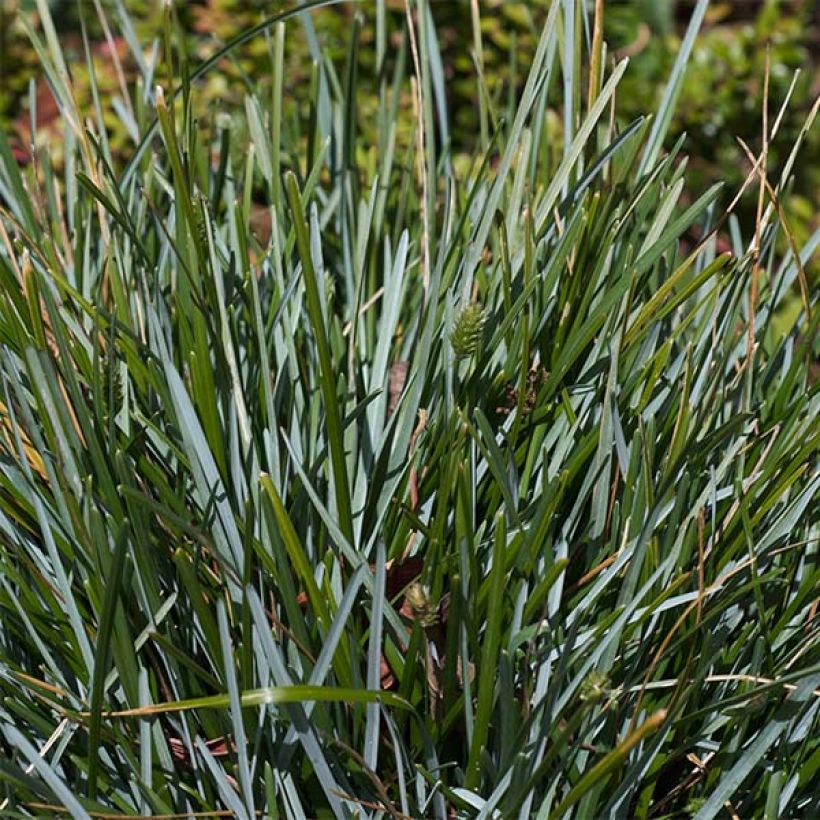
xmin=0 ymin=0 xmax=817 ymax=817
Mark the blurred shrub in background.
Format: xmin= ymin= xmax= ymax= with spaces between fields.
xmin=0 ymin=1 xmax=816 ymax=275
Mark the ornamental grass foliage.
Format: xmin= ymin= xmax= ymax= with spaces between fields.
xmin=0 ymin=0 xmax=818 ymax=817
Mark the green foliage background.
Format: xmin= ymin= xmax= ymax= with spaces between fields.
xmin=2 ymin=0 xmax=818 ymax=261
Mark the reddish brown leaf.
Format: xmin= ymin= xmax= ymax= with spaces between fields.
xmin=167 ymin=735 xmax=235 ymax=764
xmin=388 ymin=360 xmax=408 ymax=417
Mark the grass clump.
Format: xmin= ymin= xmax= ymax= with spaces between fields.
xmin=0 ymin=1 xmax=817 ymax=818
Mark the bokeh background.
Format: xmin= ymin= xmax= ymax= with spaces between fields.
xmin=1 ymin=0 xmax=818 ymax=286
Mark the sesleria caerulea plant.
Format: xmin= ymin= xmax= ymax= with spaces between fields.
xmin=0 ymin=1 xmax=817 ymax=817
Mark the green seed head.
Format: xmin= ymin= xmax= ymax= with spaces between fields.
xmin=450 ymin=302 xmax=486 ymax=358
